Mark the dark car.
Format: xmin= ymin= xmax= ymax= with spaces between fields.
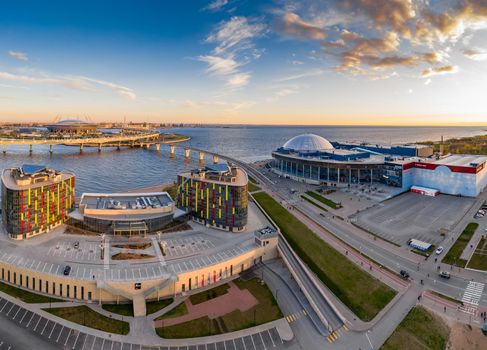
xmin=63 ymin=265 xmax=71 ymax=276
xmin=439 ymin=271 xmax=450 ymax=279
xmin=399 ymin=270 xmax=410 ymax=279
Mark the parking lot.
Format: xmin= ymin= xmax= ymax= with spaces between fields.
xmin=47 ymin=241 xmax=101 ymax=262
xmin=163 ymin=234 xmax=216 ymax=258
xmin=0 ymin=296 xmax=285 ymax=350
xmin=354 ymin=192 xmax=476 ymax=246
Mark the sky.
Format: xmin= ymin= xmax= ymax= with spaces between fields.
xmin=0 ymin=0 xmax=487 ymax=125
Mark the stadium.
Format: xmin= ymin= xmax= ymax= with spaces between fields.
xmin=271 ymin=134 xmax=487 ymax=197
xmin=45 ymin=119 xmax=98 ymax=134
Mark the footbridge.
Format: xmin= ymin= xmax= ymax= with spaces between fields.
xmin=0 ymin=132 xmax=190 ymax=154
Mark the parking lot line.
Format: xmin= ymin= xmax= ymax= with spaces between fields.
xmin=26 ymin=312 xmax=35 ymax=327
xmin=33 ymin=316 xmax=43 ymax=331
xmin=40 ymin=320 xmax=51 ymax=335
xmin=65 ymin=329 xmax=73 ymax=346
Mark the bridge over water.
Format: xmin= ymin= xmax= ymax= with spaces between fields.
xmin=0 ymin=132 xmax=189 ymax=154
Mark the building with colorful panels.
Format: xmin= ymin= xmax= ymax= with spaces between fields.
xmin=1 ymin=165 xmax=75 ymax=240
xmin=176 ymin=163 xmax=248 ymax=232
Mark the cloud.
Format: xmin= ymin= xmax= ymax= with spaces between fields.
xmin=272 ymin=0 xmax=487 ymax=78
xmin=276 ymin=69 xmax=325 ymax=82
xmin=421 ymin=65 xmax=458 ymax=77
xmin=279 ymin=12 xmax=327 ymax=40
xmin=462 ymin=48 xmax=487 ymax=61
xmin=8 ymin=50 xmax=28 ymax=61
xmin=340 ymin=0 xmax=416 ymax=38
xmin=204 ymin=0 xmax=228 ymax=11
xmin=200 ymin=16 xmax=266 ymax=88
xmin=227 ymin=73 xmax=250 ymax=87
xmin=206 ymin=16 xmax=266 ymax=55
xmin=198 ymin=55 xmax=240 ymax=76
xmin=0 ymin=71 xmax=136 ymax=99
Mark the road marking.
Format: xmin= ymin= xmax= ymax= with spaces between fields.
xmin=26 ymin=312 xmax=35 ymax=327
xmin=40 ymin=320 xmax=51 ymax=335
xmin=72 ymin=331 xmax=81 ymax=350
xmin=33 ymin=316 xmax=42 ymax=331
xmin=65 ymin=329 xmax=73 ymax=346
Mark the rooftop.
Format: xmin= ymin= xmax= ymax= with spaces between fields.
xmin=1 ymin=166 xmax=74 ymax=190
xmin=433 ymin=154 xmax=487 ymax=168
xmin=282 ymin=134 xmax=334 ymax=152
xmin=78 ymin=192 xmax=175 ymax=218
xmin=179 ymin=163 xmax=248 ymax=186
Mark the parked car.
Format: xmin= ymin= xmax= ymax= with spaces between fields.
xmin=439 ymin=271 xmax=450 ymax=279
xmin=399 ymin=270 xmax=410 ymax=279
xmin=435 ymin=246 xmax=444 ymax=255
xmin=63 ymin=265 xmax=71 ymax=276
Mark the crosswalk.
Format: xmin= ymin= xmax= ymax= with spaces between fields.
xmin=460 ymin=281 xmax=485 ymax=316
xmin=326 ymin=324 xmax=349 ymax=343
xmin=285 ymin=309 xmax=307 ymax=323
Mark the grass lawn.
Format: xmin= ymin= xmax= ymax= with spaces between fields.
xmin=248 ymin=182 xmax=261 ymax=192
xmin=111 ymin=252 xmax=155 ymax=260
xmin=247 ymin=175 xmax=259 ymax=185
xmin=442 ymin=223 xmax=479 ymax=267
xmin=147 ymin=298 xmax=174 ymax=315
xmin=305 ymin=191 xmax=341 ymax=209
xmin=381 ymin=306 xmax=449 ymax=350
xmin=253 ymin=191 xmax=396 ymax=321
xmin=0 ymin=281 xmax=63 ymax=304
xmin=45 ymin=306 xmax=130 ymax=335
xmin=467 ymin=237 xmax=487 ymax=271
xmin=301 ymin=194 xmax=328 ymax=211
xmin=156 ymin=278 xmax=282 ymax=338
xmin=189 ymin=283 xmax=230 ymax=305
xmin=155 ymin=302 xmax=188 ymax=320
xmin=102 ymin=303 xmax=133 ymax=316
xmin=112 ymin=242 xmax=151 ymax=250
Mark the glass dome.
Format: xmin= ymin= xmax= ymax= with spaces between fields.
xmin=282 ymin=134 xmax=334 ymax=152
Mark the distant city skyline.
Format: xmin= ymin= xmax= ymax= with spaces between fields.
xmin=1 ymin=0 xmax=487 ymax=125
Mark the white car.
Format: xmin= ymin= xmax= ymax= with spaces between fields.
xmin=435 ymin=246 xmax=444 ymax=255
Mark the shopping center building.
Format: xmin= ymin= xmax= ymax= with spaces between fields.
xmin=176 ymin=163 xmax=248 ymax=232
xmin=271 ymin=134 xmax=487 ymax=197
xmin=1 ymin=165 xmax=75 ymax=240
xmin=68 ymin=192 xmax=179 ymax=235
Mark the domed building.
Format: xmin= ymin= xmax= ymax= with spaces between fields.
xmin=46 ymin=119 xmax=98 ymax=134
xmin=272 ymin=134 xmax=384 ymax=186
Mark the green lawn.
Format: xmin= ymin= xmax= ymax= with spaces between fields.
xmin=248 ymin=182 xmax=261 ymax=192
xmin=247 ymin=175 xmax=259 ymax=185
xmin=381 ymin=306 xmax=449 ymax=350
xmin=442 ymin=223 xmax=479 ymax=267
xmin=156 ymin=278 xmax=282 ymax=338
xmin=253 ymin=191 xmax=396 ymax=321
xmin=305 ymin=191 xmax=341 ymax=209
xmin=45 ymin=306 xmax=130 ymax=334
xmin=0 ymin=281 xmax=63 ymax=304
xmin=147 ymin=298 xmax=174 ymax=315
xmin=189 ymin=283 xmax=230 ymax=305
xmin=102 ymin=303 xmax=133 ymax=316
xmin=155 ymin=302 xmax=188 ymax=320
xmin=301 ymin=194 xmax=328 ymax=211
xmin=467 ymin=237 xmax=487 ymax=271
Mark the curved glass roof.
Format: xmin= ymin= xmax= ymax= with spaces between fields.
xmin=282 ymin=134 xmax=334 ymax=152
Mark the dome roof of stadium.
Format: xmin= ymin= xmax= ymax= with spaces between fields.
xmin=282 ymin=134 xmax=334 ymax=152
xmin=55 ymin=119 xmax=90 ymax=125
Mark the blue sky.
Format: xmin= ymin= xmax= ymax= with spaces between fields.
xmin=1 ymin=0 xmax=487 ymax=125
